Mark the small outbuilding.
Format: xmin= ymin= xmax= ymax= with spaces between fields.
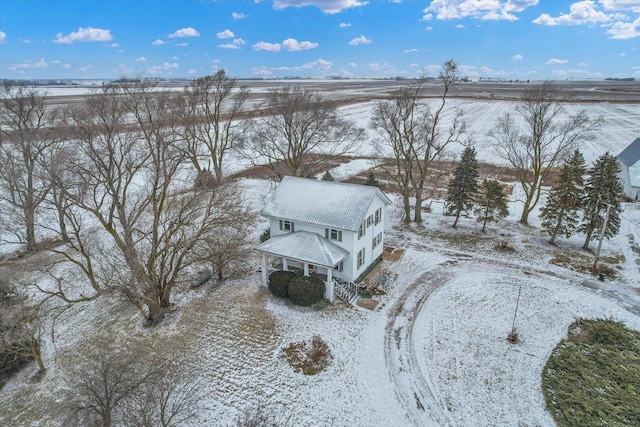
xmin=617 ymin=137 xmax=640 ymax=201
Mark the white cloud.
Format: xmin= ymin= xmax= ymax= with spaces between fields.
xmin=301 ymin=58 xmax=332 ymax=70
xmin=367 ymin=62 xmax=402 ymax=75
xmin=546 ymin=58 xmax=568 ymax=64
xmin=533 ymin=1 xmax=611 ymax=25
xmin=339 ymin=22 xmax=352 ymax=27
xmin=188 ymin=69 xmax=198 ymax=75
xmin=347 ymin=62 xmax=358 ymax=68
xmin=272 ymin=0 xmax=369 ymax=14
xmin=0 ymin=31 xmax=5 ymax=43
xmin=512 ymin=54 xmax=524 ymax=61
xmin=232 ymin=12 xmax=247 ymax=20
xmin=77 ymin=65 xmax=93 ymax=72
xmin=106 ymin=43 xmax=119 ymax=48
xmin=426 ymin=26 xmax=433 ymax=30
xmin=252 ymin=66 xmax=273 ymax=76
xmin=217 ymin=29 xmax=235 ymax=39
xmin=219 ymin=38 xmax=247 ymax=49
xmin=117 ymin=64 xmax=133 ymax=74
xmin=11 ymin=58 xmax=48 ymax=69
xmin=168 ymin=27 xmax=200 ymax=38
xmin=136 ymin=57 xmax=147 ymax=62
xmin=455 ymin=24 xmax=465 ymax=28
xmin=152 ymin=39 xmax=165 ymax=45
xmin=62 ymin=64 xmax=71 ymax=69
xmin=253 ymin=41 xmax=281 ymax=51
xmin=422 ymin=0 xmax=538 ymax=21
xmin=349 ymin=35 xmax=372 ymax=45
xmin=600 ymin=0 xmax=640 ymax=13
xmin=607 ymin=16 xmax=640 ymax=38
xmin=282 ymin=38 xmax=319 ymax=51
xmin=147 ymin=62 xmax=179 ymax=74
xmin=403 ymin=48 xmax=419 ymax=53
xmin=54 ymin=27 xmax=112 ymax=44
xmin=175 ymin=42 xmax=188 ymax=47
xmin=410 ymin=63 xmax=419 ymax=67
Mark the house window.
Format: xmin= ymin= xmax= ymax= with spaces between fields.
xmin=367 ymin=215 xmax=373 ymax=227
xmin=372 ymin=232 xmax=382 ymax=250
xmin=357 ymin=248 xmax=365 ymax=268
xmin=280 ymin=220 xmax=294 ymax=232
xmin=374 ymin=208 xmax=382 ymax=225
xmin=358 ymin=221 xmax=366 ymax=239
xmin=325 ymin=228 xmax=342 ymax=242
xmin=334 ymin=261 xmax=343 ymax=272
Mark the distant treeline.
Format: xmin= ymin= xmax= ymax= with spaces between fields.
xmin=604 ymin=77 xmax=635 ymax=82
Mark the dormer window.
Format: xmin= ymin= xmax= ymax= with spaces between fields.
xmin=279 ymin=220 xmax=294 ymax=232
xmin=325 ymin=228 xmax=342 ymax=242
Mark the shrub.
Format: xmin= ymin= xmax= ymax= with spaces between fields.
xmin=287 ymin=276 xmax=325 ymax=306
xmin=259 ymin=228 xmax=270 ymax=243
xmin=268 ymin=271 xmax=296 ymax=299
xmin=542 ymin=318 xmax=640 ymax=427
xmin=281 ymin=335 xmax=333 ymax=375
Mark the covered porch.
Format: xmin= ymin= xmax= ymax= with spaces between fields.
xmin=255 ymin=231 xmax=357 ymax=303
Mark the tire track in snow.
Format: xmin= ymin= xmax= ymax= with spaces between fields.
xmin=384 ymin=264 xmax=454 ymax=426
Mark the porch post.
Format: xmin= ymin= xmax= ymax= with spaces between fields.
xmin=283 ymin=258 xmax=288 ymax=271
xmin=325 ymin=268 xmax=334 ymax=302
xmin=303 ymin=263 xmax=309 ymax=276
xmin=261 ymin=253 xmax=267 ymax=286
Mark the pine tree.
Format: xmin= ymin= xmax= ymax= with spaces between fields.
xmin=580 ymin=152 xmax=624 ymax=250
xmin=322 ymin=170 xmax=335 ymax=181
xmin=446 ymin=146 xmax=479 ymax=228
xmin=364 ymin=170 xmax=379 ymax=187
xmin=540 ymin=149 xmax=586 ymax=244
xmin=475 ymin=179 xmax=509 ymax=233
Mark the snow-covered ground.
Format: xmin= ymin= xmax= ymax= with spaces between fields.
xmin=1 ymin=92 xmax=639 ymax=425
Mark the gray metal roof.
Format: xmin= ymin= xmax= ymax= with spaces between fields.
xmin=255 ymin=231 xmax=349 ymax=267
xmin=261 ymin=176 xmax=392 ymax=232
xmin=617 ymin=137 xmax=640 ymax=167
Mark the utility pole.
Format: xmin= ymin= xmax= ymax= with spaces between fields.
xmin=592 ymin=203 xmax=612 ymax=270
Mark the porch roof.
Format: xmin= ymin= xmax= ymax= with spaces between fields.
xmin=255 ymin=231 xmax=349 ymax=268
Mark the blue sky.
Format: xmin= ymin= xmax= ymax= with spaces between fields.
xmin=0 ymin=0 xmax=638 ymax=80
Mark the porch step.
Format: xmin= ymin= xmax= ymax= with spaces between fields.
xmin=333 ymin=280 xmax=359 ymax=305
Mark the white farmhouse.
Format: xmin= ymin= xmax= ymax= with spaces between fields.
xmin=255 ymin=176 xmax=392 ymax=303
xmin=617 ymin=137 xmax=640 ymax=201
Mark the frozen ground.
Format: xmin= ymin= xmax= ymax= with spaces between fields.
xmin=1 ymin=172 xmax=639 ymax=426
xmin=1 ymin=84 xmax=639 ymax=425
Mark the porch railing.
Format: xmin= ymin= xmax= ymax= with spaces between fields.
xmin=333 ymin=279 xmax=358 ymax=304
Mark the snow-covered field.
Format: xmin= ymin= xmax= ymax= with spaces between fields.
xmin=1 ymin=89 xmax=639 ymax=426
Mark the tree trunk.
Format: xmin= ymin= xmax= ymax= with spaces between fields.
xmin=519 ymin=199 xmax=531 ymax=225
xmin=452 ymin=210 xmax=461 ymax=228
xmin=402 ymin=193 xmax=411 ymax=223
xmin=217 ymin=269 xmax=223 ymax=282
xmin=30 ymin=339 xmax=46 ymax=374
xmin=146 ymin=301 xmax=164 ymax=326
xmin=414 ymin=185 xmax=423 ymax=223
xmin=582 ymin=229 xmax=593 ymax=251
xmin=25 ymin=202 xmax=36 ymax=252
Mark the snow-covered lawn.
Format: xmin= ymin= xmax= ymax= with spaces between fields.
xmin=1 ymin=175 xmax=639 ymax=426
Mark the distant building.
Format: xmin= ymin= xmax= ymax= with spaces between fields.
xmin=255 ymin=176 xmax=392 ymax=303
xmin=617 ymin=137 xmax=640 ymax=201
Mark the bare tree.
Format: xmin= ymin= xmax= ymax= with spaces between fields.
xmin=175 ymin=70 xmax=249 ymax=180
xmin=45 ymin=80 xmax=254 ymax=325
xmin=487 ymin=81 xmax=600 ymax=225
xmin=0 ymin=81 xmax=60 ymax=252
xmin=0 ymin=277 xmax=46 ymax=376
xmin=243 ymin=85 xmax=364 ymax=179
xmin=370 ymin=81 xmax=423 ymax=222
xmin=370 ymin=60 xmax=465 ymax=222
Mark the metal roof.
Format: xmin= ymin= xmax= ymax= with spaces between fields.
xmin=261 ymin=176 xmax=392 ymax=232
xmin=255 ymin=231 xmax=349 ymax=267
xmin=617 ymin=137 xmax=640 ymax=167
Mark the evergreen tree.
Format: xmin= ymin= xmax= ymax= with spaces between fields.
xmin=540 ymin=149 xmax=586 ymax=244
xmin=475 ymin=179 xmax=509 ymax=233
xmin=580 ymin=152 xmax=624 ymax=250
xmin=446 ymin=146 xmax=479 ymax=228
xmin=322 ymin=170 xmax=335 ymax=181
xmin=364 ymin=170 xmax=380 ymax=187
